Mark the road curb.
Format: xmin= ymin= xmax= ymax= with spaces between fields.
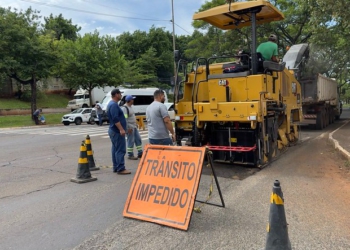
xmin=329 ymin=120 xmax=350 ymax=160
xmin=0 ymin=123 xmax=64 ymax=130
xmin=0 ymin=108 xmax=68 ymax=116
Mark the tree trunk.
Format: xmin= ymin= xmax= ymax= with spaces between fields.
xmin=31 ymin=74 xmax=37 ymax=120
xmin=88 ymin=88 xmax=92 ymax=107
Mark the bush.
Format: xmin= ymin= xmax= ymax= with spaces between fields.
xmin=20 ymin=89 xmax=46 ymax=102
xmin=20 ymin=90 xmax=31 ymax=101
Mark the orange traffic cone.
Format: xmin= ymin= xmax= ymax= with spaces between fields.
xmin=71 ymin=142 xmax=97 ymax=183
xmin=85 ymin=135 xmax=100 ymax=171
xmin=265 ymin=180 xmax=291 ymax=250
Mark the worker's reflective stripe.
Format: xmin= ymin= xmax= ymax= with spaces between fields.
xmin=127 ymin=148 xmax=133 ymax=152
xmin=270 ymin=193 xmax=284 ymax=205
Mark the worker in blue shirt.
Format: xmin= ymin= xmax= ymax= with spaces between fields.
xmin=106 ymin=89 xmax=131 ymax=175
xmin=33 ymin=109 xmax=41 ymax=125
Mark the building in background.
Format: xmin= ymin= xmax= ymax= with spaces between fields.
xmin=0 ymin=77 xmax=70 ymax=98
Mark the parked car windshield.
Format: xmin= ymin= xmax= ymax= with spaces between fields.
xmin=101 ymin=95 xmax=112 ymax=107
xmin=71 ymin=108 xmax=83 ymax=114
xmin=74 ymin=94 xmax=88 ymax=99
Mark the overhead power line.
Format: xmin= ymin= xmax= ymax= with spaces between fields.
xmin=19 ymin=0 xmax=193 ymax=35
xmin=80 ymin=0 xmax=155 ymax=19
xmin=174 ymin=22 xmax=191 ymax=35
xmin=20 ymin=0 xmax=170 ymax=22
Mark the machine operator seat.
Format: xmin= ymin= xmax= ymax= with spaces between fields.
xmin=256 ymin=52 xmax=264 ymax=73
xmin=238 ymin=51 xmax=264 ymax=73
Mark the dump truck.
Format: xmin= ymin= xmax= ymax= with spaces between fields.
xmin=283 ymin=43 xmax=341 ymax=129
xmin=174 ymin=0 xmax=302 ymax=167
xmin=300 ymin=74 xmax=340 ymax=129
xmin=66 ymin=87 xmax=115 ymax=111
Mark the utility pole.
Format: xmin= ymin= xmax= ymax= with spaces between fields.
xmin=171 ymin=0 xmax=177 ymax=82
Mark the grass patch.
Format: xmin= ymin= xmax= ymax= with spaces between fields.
xmin=345 ymin=160 xmax=350 ymax=168
xmin=0 ymin=94 xmax=70 ymax=109
xmin=0 ymin=113 xmax=65 ymax=128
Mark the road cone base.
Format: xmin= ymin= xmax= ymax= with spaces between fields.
xmin=70 ymin=176 xmax=97 ymax=183
xmin=89 ymin=167 xmax=100 ymax=171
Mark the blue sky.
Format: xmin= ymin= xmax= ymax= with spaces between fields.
xmin=1 ymin=0 xmax=206 ymax=37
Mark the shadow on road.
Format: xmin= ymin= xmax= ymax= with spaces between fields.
xmin=201 ymin=161 xmax=260 ymax=180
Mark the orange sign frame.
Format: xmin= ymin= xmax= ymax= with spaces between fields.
xmin=123 ymin=144 xmax=206 ymax=231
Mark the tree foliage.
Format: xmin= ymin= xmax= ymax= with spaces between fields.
xmin=189 ymin=0 xmax=349 ymax=87
xmin=57 ymin=32 xmax=126 ymax=106
xmin=43 ymin=13 xmax=81 ymax=41
xmin=0 ymin=7 xmax=57 ymax=114
xmin=2 ymin=0 xmax=350 ymax=106
xmin=307 ymin=0 xmax=350 ymax=86
xmin=117 ymin=26 xmax=175 ymax=86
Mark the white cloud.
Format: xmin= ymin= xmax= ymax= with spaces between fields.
xmin=1 ymin=0 xmax=202 ymax=37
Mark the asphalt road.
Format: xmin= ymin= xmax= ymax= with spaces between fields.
xmin=1 ymin=110 xmax=350 ymax=250
xmin=0 ymin=124 xmax=143 ymax=250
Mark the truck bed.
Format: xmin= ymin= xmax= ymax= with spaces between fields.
xmin=300 ymin=74 xmax=337 ymax=104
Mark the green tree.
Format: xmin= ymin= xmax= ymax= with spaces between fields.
xmin=189 ymin=0 xmax=314 ymax=58
xmin=148 ymin=26 xmax=173 ymax=82
xmin=57 ymin=31 xmax=126 ymax=106
xmin=174 ymin=35 xmax=193 ymax=62
xmin=0 ymin=7 xmax=57 ymax=116
xmin=125 ymin=47 xmax=161 ymax=87
xmin=43 ymin=13 xmax=81 ymax=41
xmin=117 ymin=26 xmax=176 ymax=87
xmin=189 ymin=0 xmax=350 ymax=92
xmin=307 ymin=0 xmax=350 ymax=85
xmin=117 ymin=30 xmax=149 ymax=61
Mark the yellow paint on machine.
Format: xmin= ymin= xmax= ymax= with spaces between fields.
xmin=270 ymin=193 xmax=284 ymax=205
xmin=230 ymin=138 xmax=237 ymax=143
xmin=266 ymin=223 xmax=270 ymax=232
xmin=78 ymin=158 xmax=88 ymax=164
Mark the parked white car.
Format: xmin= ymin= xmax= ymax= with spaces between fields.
xmin=61 ymin=108 xmax=92 ymax=126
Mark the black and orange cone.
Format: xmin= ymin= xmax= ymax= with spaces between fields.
xmin=71 ymin=142 xmax=97 ymax=183
xmin=265 ymin=180 xmax=291 ymax=250
xmin=85 ymin=135 xmax=100 ymax=171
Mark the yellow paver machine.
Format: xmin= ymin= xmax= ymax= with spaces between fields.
xmin=174 ymin=0 xmax=302 ymax=167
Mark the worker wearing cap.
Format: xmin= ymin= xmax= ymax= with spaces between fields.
xmin=122 ymin=95 xmax=143 ymax=160
xmin=257 ymin=34 xmax=279 ymax=63
xmin=107 ymin=89 xmax=131 ymax=175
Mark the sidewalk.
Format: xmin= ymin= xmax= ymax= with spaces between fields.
xmin=329 ymin=119 xmax=350 ymax=160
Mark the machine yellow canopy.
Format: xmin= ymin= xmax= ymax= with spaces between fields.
xmin=193 ymin=0 xmax=284 ymax=30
